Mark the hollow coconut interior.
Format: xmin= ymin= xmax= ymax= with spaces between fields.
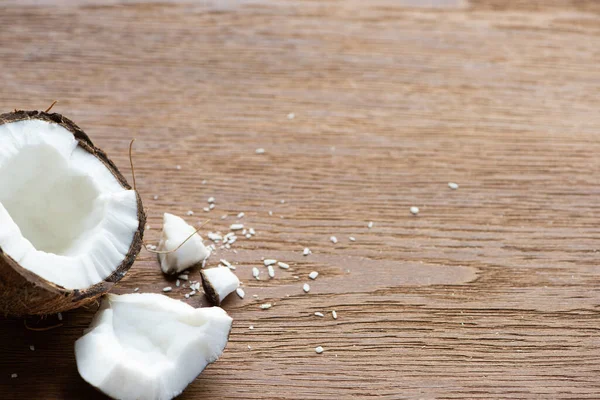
xmin=0 ymin=119 xmax=139 ymax=289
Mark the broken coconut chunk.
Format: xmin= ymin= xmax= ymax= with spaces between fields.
xmin=200 ymin=267 xmax=240 ymax=306
xmin=0 ymin=111 xmax=145 ymax=316
xmin=157 ymin=213 xmax=209 ymax=275
xmin=75 ymin=293 xmax=232 ymax=400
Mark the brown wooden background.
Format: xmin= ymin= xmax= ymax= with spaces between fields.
xmin=1 ymin=0 xmax=600 ymax=398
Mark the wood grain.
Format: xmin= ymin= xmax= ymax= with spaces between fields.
xmin=1 ymin=0 xmax=600 ymax=398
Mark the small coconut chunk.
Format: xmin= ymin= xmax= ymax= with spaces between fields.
xmin=267 ymin=265 xmax=275 ymax=278
xmin=278 ymin=262 xmax=290 ymax=269
xmin=230 ymin=224 xmax=244 ymax=231
xmin=30 ymin=345 xmax=35 ymax=351
xmin=410 ymin=206 xmax=419 ymax=215
xmin=252 ymin=267 xmax=260 ymax=280
xmin=260 ymin=303 xmax=272 ymax=310
xmin=163 ymin=286 xmax=172 ymax=292
xmin=157 ymin=213 xmax=210 ymax=275
xmin=75 ymin=293 xmax=232 ymax=400
xmin=315 ymin=346 xmax=324 ymax=354
xmin=309 ymin=271 xmax=319 ymax=280
xmin=332 ymin=310 xmax=338 ymax=319
xmin=255 ymin=148 xmax=265 ymax=154
xmin=303 ymin=283 xmax=310 ymax=293
xmin=264 ymin=259 xmax=277 ymax=266
xmin=314 ymin=312 xmax=324 ymax=317
xmin=448 ymin=182 xmax=459 ymax=190
xmin=368 ymin=221 xmax=373 ymax=229
xmin=11 ymin=373 xmax=17 ymax=379
xmin=330 ymin=236 xmax=338 ymax=244
xmin=207 ymin=197 xmax=215 ymax=203
xmin=303 ymin=248 xmax=311 ymax=256
xmin=200 ymin=267 xmax=240 ymax=306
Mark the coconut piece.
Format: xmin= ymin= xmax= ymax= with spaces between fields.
xmin=157 ymin=213 xmax=209 ymax=275
xmin=75 ymin=293 xmax=232 ymax=400
xmin=200 ymin=267 xmax=240 ymax=306
xmin=0 ymin=111 xmax=145 ymax=316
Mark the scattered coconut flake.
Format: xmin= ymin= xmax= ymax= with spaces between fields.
xmin=11 ymin=373 xmax=17 ymax=379
xmin=314 ymin=312 xmax=324 ymax=317
xmin=410 ymin=206 xmax=419 ymax=215
xmin=264 ymin=259 xmax=277 ymax=266
xmin=153 ymin=195 xmax=159 ymax=200
xmin=163 ymin=287 xmax=172 ymax=292
xmin=267 ymin=265 xmax=275 ymax=278
xmin=349 ymin=236 xmax=356 ymax=242
xmin=260 ymin=303 xmax=272 ymax=310
xmin=287 ymin=112 xmax=295 ymax=120
xmin=176 ymin=165 xmax=181 ymax=170
xmin=330 ymin=236 xmax=338 ymax=244
xmin=186 ymin=210 xmax=194 ymax=216
xmin=448 ymin=182 xmax=459 ymax=190
xmin=202 ymin=180 xmax=207 ymax=185
xmin=249 ymin=228 xmax=256 ymax=235
xmin=252 ymin=267 xmax=260 ymax=280
xmin=208 ymin=197 xmax=215 ymax=203
xmin=315 ymin=346 xmax=324 ymax=354
xmin=255 ymin=148 xmax=265 ymax=154
xmin=220 ymin=259 xmax=232 ymax=268
xmin=178 ymin=274 xmax=189 ymax=281
xmin=176 ymin=280 xmax=181 ymax=287
xmin=368 ymin=221 xmax=373 ymax=229
xmin=57 ymin=312 xmax=63 ymax=321
xmin=249 ymin=325 xmax=254 ymax=330
xmin=332 ymin=310 xmax=338 ymax=319
xmin=237 ymin=212 xmax=245 ymax=218
xmin=248 ymin=345 xmax=252 ymax=350
xmin=280 ymin=199 xmax=286 ymax=204
xmin=230 ymin=223 xmax=244 ymax=231
xmin=208 ymin=232 xmax=222 ymax=242
xmin=303 ymin=248 xmax=311 ymax=256
xmin=30 ymin=345 xmax=35 ymax=351
xmin=134 ymin=288 xmax=139 ymax=292
xmin=236 ymin=287 xmax=245 ymax=299
xmin=278 ymin=262 xmax=290 ymax=269
xmin=268 ymin=211 xmax=273 ymax=216
xmin=309 ymin=271 xmax=319 ymax=280
xmin=184 ymin=294 xmax=190 ymax=299
xmin=245 ymin=234 xmax=252 ymax=239
xmin=209 ymin=203 xmax=215 ymax=210
xmin=221 ymin=214 xmax=228 ymax=220
xmin=303 ymin=283 xmax=310 ymax=293
xmin=203 ymin=207 xmax=210 ymax=212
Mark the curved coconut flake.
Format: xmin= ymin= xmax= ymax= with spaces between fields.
xmin=75 ymin=293 xmax=232 ymax=400
xmin=200 ymin=266 xmax=240 ymax=305
xmin=0 ymin=111 xmax=145 ymax=316
xmin=158 ymin=213 xmax=210 ymax=275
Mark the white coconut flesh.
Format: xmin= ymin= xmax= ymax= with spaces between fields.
xmin=75 ymin=293 xmax=232 ymax=400
xmin=201 ymin=266 xmax=240 ymax=305
xmin=0 ymin=119 xmax=139 ymax=289
xmin=158 ymin=213 xmax=210 ymax=275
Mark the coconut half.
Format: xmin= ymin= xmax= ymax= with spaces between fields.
xmin=75 ymin=293 xmax=232 ymax=400
xmin=0 ymin=111 xmax=145 ymax=316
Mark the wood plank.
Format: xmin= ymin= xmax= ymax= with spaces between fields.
xmin=0 ymin=0 xmax=599 ymax=398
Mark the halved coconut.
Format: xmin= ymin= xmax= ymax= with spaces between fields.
xmin=75 ymin=293 xmax=232 ymax=400
xmin=0 ymin=110 xmax=145 ymax=316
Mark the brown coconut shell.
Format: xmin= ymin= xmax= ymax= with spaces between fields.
xmin=0 ymin=110 xmax=145 ymax=317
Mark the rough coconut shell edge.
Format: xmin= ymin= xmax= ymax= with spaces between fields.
xmin=0 ymin=110 xmax=146 ymax=317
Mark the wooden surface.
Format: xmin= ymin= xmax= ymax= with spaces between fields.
xmin=1 ymin=0 xmax=600 ymax=398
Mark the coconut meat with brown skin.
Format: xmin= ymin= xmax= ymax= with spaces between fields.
xmin=75 ymin=293 xmax=232 ymax=400
xmin=158 ymin=213 xmax=210 ymax=275
xmin=0 ymin=118 xmax=140 ymax=289
xmin=201 ymin=266 xmax=240 ymax=305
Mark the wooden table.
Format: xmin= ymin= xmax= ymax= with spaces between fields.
xmin=1 ymin=0 xmax=599 ymax=398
